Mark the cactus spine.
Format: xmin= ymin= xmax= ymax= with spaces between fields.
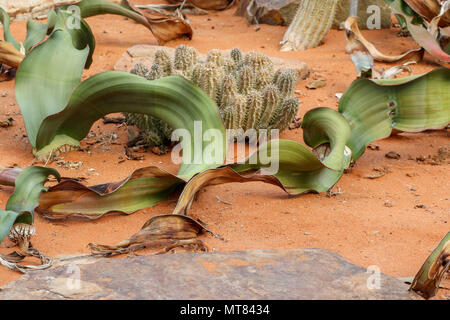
xmin=244 ymin=91 xmax=263 ymax=130
xmin=130 ymin=62 xmax=148 ymax=77
xmin=270 ymin=97 xmax=300 ymax=131
xmin=259 ymin=85 xmax=280 ymax=129
xmin=146 ymin=64 xmax=162 ymax=80
xmin=196 ymin=63 xmax=223 ymax=102
xmin=154 ymin=49 xmax=172 ymax=76
xmin=174 ymin=44 xmax=196 ymax=74
xmin=231 ymin=48 xmax=243 ymax=66
xmin=238 ymin=65 xmax=255 ymax=95
xmin=219 ymin=74 xmax=238 ymax=110
xmin=277 ymin=70 xmax=297 ymax=98
xmin=207 ymin=49 xmax=225 ymax=67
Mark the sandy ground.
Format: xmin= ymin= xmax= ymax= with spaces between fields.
xmin=0 ymin=1 xmax=448 ymax=298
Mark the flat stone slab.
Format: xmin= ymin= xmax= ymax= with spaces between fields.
xmin=114 ymin=45 xmax=310 ymax=80
xmin=0 ymin=249 xmax=420 ymax=299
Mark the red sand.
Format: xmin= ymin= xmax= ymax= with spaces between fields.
xmin=0 ymin=1 xmax=448 ymax=299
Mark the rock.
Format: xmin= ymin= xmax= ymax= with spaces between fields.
xmin=236 ymin=0 xmax=392 ymax=30
xmin=114 ymin=45 xmax=310 ymax=81
xmin=0 ymin=249 xmax=421 ymax=300
xmin=1 ymin=0 xmax=81 ymax=21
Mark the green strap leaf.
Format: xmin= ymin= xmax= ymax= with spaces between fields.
xmin=232 ymin=139 xmax=351 ymax=195
xmin=23 ymin=20 xmax=48 ymax=53
xmin=37 ymin=166 xmax=183 ymax=219
xmin=57 ymin=8 xmax=96 ymax=69
xmin=0 ymin=211 xmax=21 ymax=244
xmin=339 ymin=68 xmax=450 ymax=161
xmin=0 ymin=167 xmax=60 ymax=243
xmin=74 ymin=0 xmax=151 ymax=30
xmin=15 ymin=27 xmax=90 ymax=148
xmin=35 ymin=72 xmax=226 ymax=179
xmin=0 ymin=7 xmax=21 ymax=51
xmin=302 ymin=107 xmax=351 ymax=171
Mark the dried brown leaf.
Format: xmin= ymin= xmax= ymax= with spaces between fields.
xmin=345 ymin=16 xmax=424 ymax=63
xmin=88 ymin=214 xmax=208 ymax=256
xmin=405 ymin=0 xmax=450 ymax=26
xmin=124 ymin=0 xmax=193 ymax=43
xmin=0 ymin=41 xmax=24 ymax=69
xmin=170 ymin=167 xmax=285 ymax=216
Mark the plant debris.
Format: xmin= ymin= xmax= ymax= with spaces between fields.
xmin=0 ymin=223 xmax=52 ymax=273
xmin=414 ymin=146 xmax=449 ymax=165
xmin=103 ymin=116 xmax=126 ymax=124
xmin=0 ymin=117 xmax=14 ymax=127
xmin=306 ymin=79 xmax=326 ymax=89
xmin=56 ymin=159 xmax=83 ymax=170
xmin=385 ymin=151 xmax=401 ymax=160
xmin=88 ymin=214 xmax=209 ymax=256
xmin=364 ymin=166 xmax=390 ymax=179
xmin=344 ymin=16 xmax=424 ymax=65
xmin=125 ymin=146 xmax=145 ymax=160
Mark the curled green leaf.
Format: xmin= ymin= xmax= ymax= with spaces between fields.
xmin=339 ymin=67 xmax=450 ymax=161
xmin=302 ymin=107 xmax=351 ymax=171
xmin=34 ymin=72 xmax=226 ymax=178
xmin=23 ymin=20 xmax=48 ymax=53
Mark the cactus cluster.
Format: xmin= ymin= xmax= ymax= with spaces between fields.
xmin=126 ymin=46 xmax=300 ymax=151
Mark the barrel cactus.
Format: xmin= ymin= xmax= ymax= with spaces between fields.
xmin=126 ymin=46 xmax=300 ymax=151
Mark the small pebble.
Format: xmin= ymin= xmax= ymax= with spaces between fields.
xmin=384 ymin=200 xmax=393 ymax=207
xmin=385 ymin=151 xmax=400 ymax=159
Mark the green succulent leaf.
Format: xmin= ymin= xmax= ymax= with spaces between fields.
xmin=0 ymin=167 xmax=60 ymax=243
xmin=37 ymin=138 xmax=351 ymax=219
xmin=0 ymin=211 xmax=20 ymax=245
xmin=232 ymin=139 xmax=351 ymax=195
xmin=15 ymin=26 xmax=90 ymax=149
xmin=410 ymin=232 xmax=450 ymax=299
xmin=0 ymin=7 xmax=21 ymax=51
xmin=73 ymin=0 xmax=152 ymax=30
xmin=35 ymin=72 xmax=226 ymax=179
xmin=23 ymin=20 xmax=48 ymax=53
xmin=37 ymin=166 xmax=183 ymax=219
xmin=339 ymin=67 xmax=450 ymax=161
xmin=61 ymin=9 xmax=96 ymax=69
xmin=302 ymin=107 xmax=351 ymax=171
